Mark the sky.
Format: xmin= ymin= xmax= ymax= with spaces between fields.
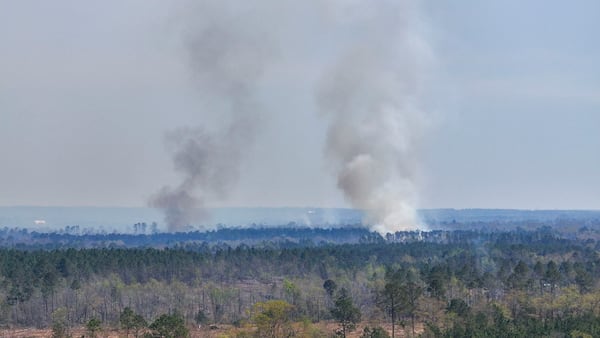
xmin=0 ymin=0 xmax=599 ymax=210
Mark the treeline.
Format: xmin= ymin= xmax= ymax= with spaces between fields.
xmin=4 ymin=215 xmax=600 ymax=249
xmin=3 ymin=217 xmax=600 ymax=250
xmin=1 ymin=227 xmax=600 ymax=337
xmin=0 ymin=226 xmax=377 ymax=249
xmin=4 ymin=223 xmax=598 ymax=250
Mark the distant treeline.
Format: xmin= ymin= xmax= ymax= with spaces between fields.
xmin=0 ymin=226 xmax=376 ymax=249
xmin=1 ymin=215 xmax=600 ymax=250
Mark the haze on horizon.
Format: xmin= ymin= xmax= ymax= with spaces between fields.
xmin=1 ymin=0 xmax=599 ymax=212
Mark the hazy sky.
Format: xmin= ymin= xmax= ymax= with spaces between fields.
xmin=1 ymin=0 xmax=599 ymax=210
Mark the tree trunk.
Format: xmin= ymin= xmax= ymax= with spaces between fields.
xmin=391 ymin=307 xmax=395 ymax=338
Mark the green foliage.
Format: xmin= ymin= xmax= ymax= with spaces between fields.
xmin=361 ymin=326 xmax=390 ymax=338
xmin=446 ymin=299 xmax=470 ymax=318
xmin=323 ymin=279 xmax=337 ymax=298
xmin=149 ymin=313 xmax=189 ymax=338
xmin=508 ymin=260 xmax=531 ymax=289
xmin=377 ymin=268 xmax=422 ymax=337
xmin=251 ymin=300 xmax=295 ymax=338
xmin=545 ymin=260 xmax=561 ymax=292
xmin=330 ymin=288 xmax=361 ymax=338
xmin=85 ymin=318 xmax=102 ymax=338
xmin=425 ymin=265 xmax=448 ymax=299
xmin=283 ymin=279 xmax=301 ymax=305
xmin=121 ymin=307 xmax=147 ymax=337
xmin=3 ymin=226 xmax=600 ymax=334
xmin=194 ymin=309 xmax=209 ymax=325
xmin=208 ymin=285 xmax=236 ymax=323
xmin=571 ymin=330 xmax=593 ymax=338
xmin=425 ymin=307 xmax=600 ymax=338
xmin=51 ymin=308 xmax=69 ymax=338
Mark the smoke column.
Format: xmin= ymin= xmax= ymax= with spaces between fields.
xmin=317 ymin=1 xmax=432 ymax=234
xmin=152 ymin=1 xmax=432 ymax=233
xmin=150 ymin=2 xmax=276 ymax=231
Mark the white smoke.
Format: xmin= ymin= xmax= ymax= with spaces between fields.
xmin=153 ymin=0 xmax=433 ymax=233
xmin=316 ymin=0 xmax=432 ymax=233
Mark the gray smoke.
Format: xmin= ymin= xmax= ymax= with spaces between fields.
xmin=150 ymin=2 xmax=276 ymax=231
xmin=317 ymin=1 xmax=431 ymax=233
xmin=153 ymin=1 xmax=432 ymax=233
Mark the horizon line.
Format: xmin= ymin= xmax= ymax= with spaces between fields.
xmin=1 ymin=205 xmax=599 ymax=212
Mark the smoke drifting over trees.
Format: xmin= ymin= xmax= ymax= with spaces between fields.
xmin=152 ymin=1 xmax=432 ymax=233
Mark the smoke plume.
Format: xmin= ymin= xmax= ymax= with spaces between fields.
xmin=153 ymin=1 xmax=432 ymax=233
xmin=150 ymin=2 xmax=276 ymax=231
xmin=317 ymin=1 xmax=431 ymax=233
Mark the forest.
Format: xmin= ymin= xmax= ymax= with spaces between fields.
xmin=2 ymin=222 xmax=600 ymax=337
